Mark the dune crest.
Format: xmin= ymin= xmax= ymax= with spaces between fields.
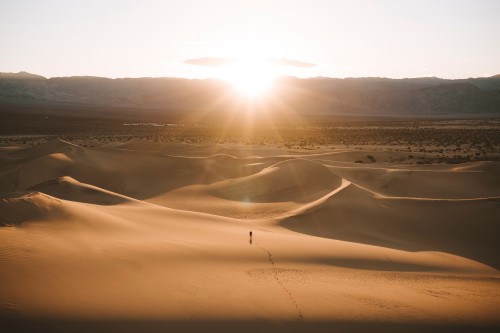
xmin=28 ymin=176 xmax=135 ymax=205
xmin=0 ymin=191 xmax=62 ymax=226
xmin=281 ymin=182 xmax=500 ymax=269
xmin=210 ymin=159 xmax=341 ymax=203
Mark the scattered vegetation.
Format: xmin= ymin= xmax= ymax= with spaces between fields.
xmin=1 ymin=114 xmax=499 ymax=165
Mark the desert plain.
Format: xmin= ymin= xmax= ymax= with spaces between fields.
xmin=0 ymin=120 xmax=499 ymax=333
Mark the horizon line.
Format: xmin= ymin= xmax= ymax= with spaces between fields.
xmin=1 ymin=70 xmax=499 ymax=81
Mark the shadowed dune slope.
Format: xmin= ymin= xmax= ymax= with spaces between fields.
xmin=0 ymin=191 xmax=63 ymax=226
xmin=3 ymin=140 xmax=285 ymax=199
xmin=281 ymin=183 xmax=500 ymax=269
xmin=8 ymin=139 xmax=83 ymax=160
xmin=149 ymin=159 xmax=343 ymax=218
xmin=209 ymin=159 xmax=342 ymax=203
xmin=110 ymin=139 xmax=296 ymax=158
xmin=28 ymin=176 xmax=134 ymax=205
xmin=328 ymin=163 xmax=500 ymax=199
xmin=451 ymin=161 xmax=500 ymax=172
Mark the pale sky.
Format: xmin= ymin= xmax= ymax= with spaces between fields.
xmin=1 ymin=0 xmax=499 ymax=79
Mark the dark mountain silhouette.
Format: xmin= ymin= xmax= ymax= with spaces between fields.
xmin=0 ymin=71 xmax=46 ymax=80
xmin=1 ymin=71 xmax=499 ymax=117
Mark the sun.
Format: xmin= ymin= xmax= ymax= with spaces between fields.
xmin=221 ymin=58 xmax=277 ymax=98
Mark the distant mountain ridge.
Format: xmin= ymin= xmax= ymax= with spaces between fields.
xmin=0 ymin=71 xmax=46 ymax=80
xmin=1 ymin=71 xmax=499 ymax=116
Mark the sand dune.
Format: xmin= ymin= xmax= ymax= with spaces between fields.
xmin=9 ymin=138 xmax=82 ymax=160
xmin=209 ymin=159 xmax=341 ymax=202
xmin=327 ymin=164 xmax=500 ymax=199
xmin=149 ymin=158 xmax=343 ymax=218
xmin=29 ymin=176 xmax=135 ymax=205
xmin=0 ymin=191 xmax=63 ymax=226
xmin=282 ymin=182 xmax=500 ymax=269
xmin=1 ymin=140 xmax=499 ymax=332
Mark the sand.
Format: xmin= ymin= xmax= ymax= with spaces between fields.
xmin=1 ymin=139 xmax=499 ymax=332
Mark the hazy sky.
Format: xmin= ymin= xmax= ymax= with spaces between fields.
xmin=1 ymin=0 xmax=499 ymax=79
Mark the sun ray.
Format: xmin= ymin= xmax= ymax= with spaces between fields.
xmin=220 ymin=57 xmax=278 ymax=98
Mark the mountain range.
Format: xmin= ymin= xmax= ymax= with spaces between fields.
xmin=1 ymin=71 xmax=500 ymax=117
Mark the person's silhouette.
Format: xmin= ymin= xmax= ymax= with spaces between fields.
xmin=249 ymin=231 xmax=253 ymax=244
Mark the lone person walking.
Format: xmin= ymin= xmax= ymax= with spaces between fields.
xmin=249 ymin=230 xmax=253 ymax=244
